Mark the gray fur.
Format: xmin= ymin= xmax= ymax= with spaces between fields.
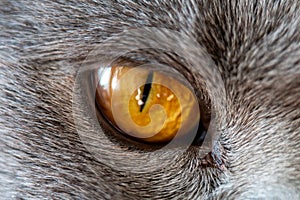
xmin=0 ymin=0 xmax=299 ymax=199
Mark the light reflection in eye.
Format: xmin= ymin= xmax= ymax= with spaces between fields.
xmin=98 ymin=68 xmax=111 ymax=90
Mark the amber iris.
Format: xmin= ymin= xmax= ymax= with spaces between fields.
xmin=95 ymin=66 xmax=200 ymax=143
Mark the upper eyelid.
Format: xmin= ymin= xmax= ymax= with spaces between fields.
xmin=79 ymin=28 xmax=200 ymax=62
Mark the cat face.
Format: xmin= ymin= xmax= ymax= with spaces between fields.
xmin=0 ymin=1 xmax=299 ymax=199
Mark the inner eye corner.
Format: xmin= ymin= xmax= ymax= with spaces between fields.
xmin=92 ymin=63 xmax=211 ymax=149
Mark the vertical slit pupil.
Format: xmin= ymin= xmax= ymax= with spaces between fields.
xmin=140 ymin=71 xmax=153 ymax=112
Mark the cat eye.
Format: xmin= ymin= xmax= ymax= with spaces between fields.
xmin=94 ymin=65 xmax=203 ymax=144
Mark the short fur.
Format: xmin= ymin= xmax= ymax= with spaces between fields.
xmin=0 ymin=0 xmax=299 ymax=199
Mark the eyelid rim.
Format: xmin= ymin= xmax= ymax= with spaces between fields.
xmin=73 ymin=27 xmax=226 ymax=173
